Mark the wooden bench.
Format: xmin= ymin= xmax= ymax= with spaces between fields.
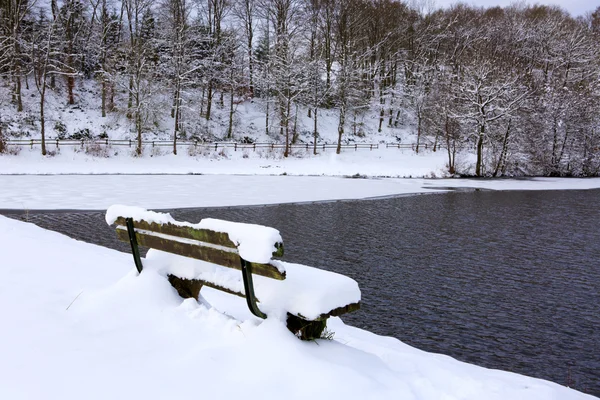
xmin=106 ymin=205 xmax=361 ymax=340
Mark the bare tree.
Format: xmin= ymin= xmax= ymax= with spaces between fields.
xmin=0 ymin=0 xmax=38 ymax=112
xmin=232 ymin=0 xmax=255 ymax=96
xmin=123 ymin=0 xmax=155 ymax=155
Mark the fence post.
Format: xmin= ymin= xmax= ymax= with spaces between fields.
xmin=234 ymin=143 xmax=237 ymax=151
xmin=215 ymin=143 xmax=218 ymax=151
xmin=56 ymin=138 xmax=59 ymax=149
xmin=81 ymin=139 xmax=84 ymax=149
xmin=370 ymin=144 xmax=373 ymax=151
xmin=152 ymin=141 xmax=155 ymax=148
xmin=129 ymin=140 xmax=132 ymax=147
xmin=106 ymin=138 xmax=109 ymax=145
xmin=254 ymin=143 xmax=256 ymax=151
xmin=30 ymin=139 xmax=33 ymax=149
xmin=355 ymin=144 xmax=357 ymax=151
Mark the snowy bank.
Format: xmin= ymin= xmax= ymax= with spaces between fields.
xmin=0 ymin=146 xmax=449 ymax=177
xmin=0 ymin=216 xmax=595 ymax=400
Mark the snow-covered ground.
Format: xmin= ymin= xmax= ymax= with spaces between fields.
xmin=0 ymin=215 xmax=596 ymax=400
xmin=1 ymin=145 xmax=451 ymax=176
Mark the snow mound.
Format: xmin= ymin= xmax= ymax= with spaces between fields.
xmin=145 ymin=250 xmax=361 ymax=320
xmin=0 ymin=216 xmax=595 ymax=400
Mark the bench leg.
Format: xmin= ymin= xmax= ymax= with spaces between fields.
xmin=167 ymin=275 xmax=204 ymax=299
xmin=125 ymin=217 xmax=144 ymax=274
xmin=240 ymin=258 xmax=267 ymax=319
xmin=286 ymin=314 xmax=328 ymax=340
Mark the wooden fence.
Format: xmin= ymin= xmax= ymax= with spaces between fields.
xmin=5 ymin=138 xmax=441 ymax=152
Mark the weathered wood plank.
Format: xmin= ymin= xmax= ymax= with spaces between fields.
xmin=116 ymin=228 xmax=286 ymax=280
xmin=113 ymin=217 xmax=284 ymax=258
xmin=167 ymin=275 xmax=246 ymax=299
xmin=321 ymin=302 xmax=361 ymax=319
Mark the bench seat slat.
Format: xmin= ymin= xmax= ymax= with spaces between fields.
xmin=113 ymin=217 xmax=284 ymax=258
xmin=114 ymin=217 xmax=237 ymax=249
xmin=168 ymin=274 xmax=246 ymax=299
xmin=116 ymin=228 xmax=286 ymax=280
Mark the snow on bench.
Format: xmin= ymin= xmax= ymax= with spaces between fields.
xmin=106 ymin=205 xmax=361 ymax=340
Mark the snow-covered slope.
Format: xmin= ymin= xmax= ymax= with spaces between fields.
xmin=0 ymin=216 xmax=595 ymax=400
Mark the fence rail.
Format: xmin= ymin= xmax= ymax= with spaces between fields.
xmin=5 ymin=138 xmax=441 ymax=152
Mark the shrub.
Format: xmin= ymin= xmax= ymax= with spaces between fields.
xmin=85 ymin=143 xmax=109 ymax=158
xmin=70 ymin=128 xmax=93 ymax=140
xmin=54 ymin=121 xmax=68 ymax=139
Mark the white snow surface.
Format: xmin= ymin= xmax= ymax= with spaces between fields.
xmin=0 ymin=215 xmax=595 ymax=400
xmin=106 ymin=204 xmax=283 ymax=264
xmin=146 ymin=250 xmax=360 ymax=320
xmin=1 ymin=174 xmax=600 ymax=210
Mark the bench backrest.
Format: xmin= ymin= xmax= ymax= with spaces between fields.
xmin=112 ymin=216 xmax=286 ymax=280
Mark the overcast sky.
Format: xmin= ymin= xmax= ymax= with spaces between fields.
xmin=431 ymin=0 xmax=598 ymax=17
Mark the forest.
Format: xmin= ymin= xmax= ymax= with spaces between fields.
xmin=1 ymin=0 xmax=600 ymax=176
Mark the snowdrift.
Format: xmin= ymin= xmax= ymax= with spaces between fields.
xmin=0 ymin=216 xmax=595 ymax=400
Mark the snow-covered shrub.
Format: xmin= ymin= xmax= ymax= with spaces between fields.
xmin=257 ymin=146 xmax=284 ymax=160
xmin=70 ymin=128 xmax=94 ymax=140
xmin=4 ymin=145 xmax=21 ymax=156
xmin=212 ymin=147 xmax=229 ymax=159
xmin=45 ymin=148 xmax=59 ymax=157
xmin=150 ymin=146 xmax=163 ymax=157
xmin=54 ymin=121 xmax=68 ymax=139
xmin=187 ymin=144 xmax=211 ymax=157
xmin=85 ymin=143 xmax=110 ymax=158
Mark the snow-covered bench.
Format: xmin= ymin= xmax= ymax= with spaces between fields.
xmin=106 ymin=205 xmax=361 ymax=340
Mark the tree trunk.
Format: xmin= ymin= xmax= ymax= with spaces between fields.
xmin=15 ymin=76 xmax=23 ymax=112
xmin=109 ymin=82 xmax=115 ymax=111
xmin=337 ymin=105 xmax=345 ymax=155
xmin=67 ymin=74 xmax=75 ymax=104
xmin=445 ymin=116 xmax=455 ymax=175
xmin=291 ymin=103 xmax=299 ymax=145
xmin=127 ymin=76 xmax=133 ymax=118
xmin=313 ymin=106 xmax=318 ymax=155
xmin=40 ymin=83 xmax=47 ymax=156
xmin=416 ymin=110 xmax=422 ymax=154
xmin=493 ymin=119 xmax=511 ymax=177
xmin=265 ymin=94 xmax=269 ymax=136
xmin=475 ymin=123 xmax=485 ymax=177
xmin=227 ymin=80 xmax=235 ymax=139
xmin=283 ymin=98 xmax=290 ymax=157
xmin=136 ymin=107 xmax=142 ymax=156
xmin=206 ymin=81 xmax=213 ymax=120
xmin=173 ymin=83 xmax=181 ymax=155
xmin=101 ymin=78 xmax=107 ymax=117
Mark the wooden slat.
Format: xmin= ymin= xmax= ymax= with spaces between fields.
xmin=322 ymin=302 xmax=361 ymax=319
xmin=116 ymin=228 xmax=286 ymax=280
xmin=167 ymin=274 xmax=245 ymax=299
xmin=114 ymin=217 xmax=284 ymax=258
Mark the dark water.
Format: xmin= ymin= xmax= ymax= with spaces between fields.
xmin=3 ymin=189 xmax=600 ymax=396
